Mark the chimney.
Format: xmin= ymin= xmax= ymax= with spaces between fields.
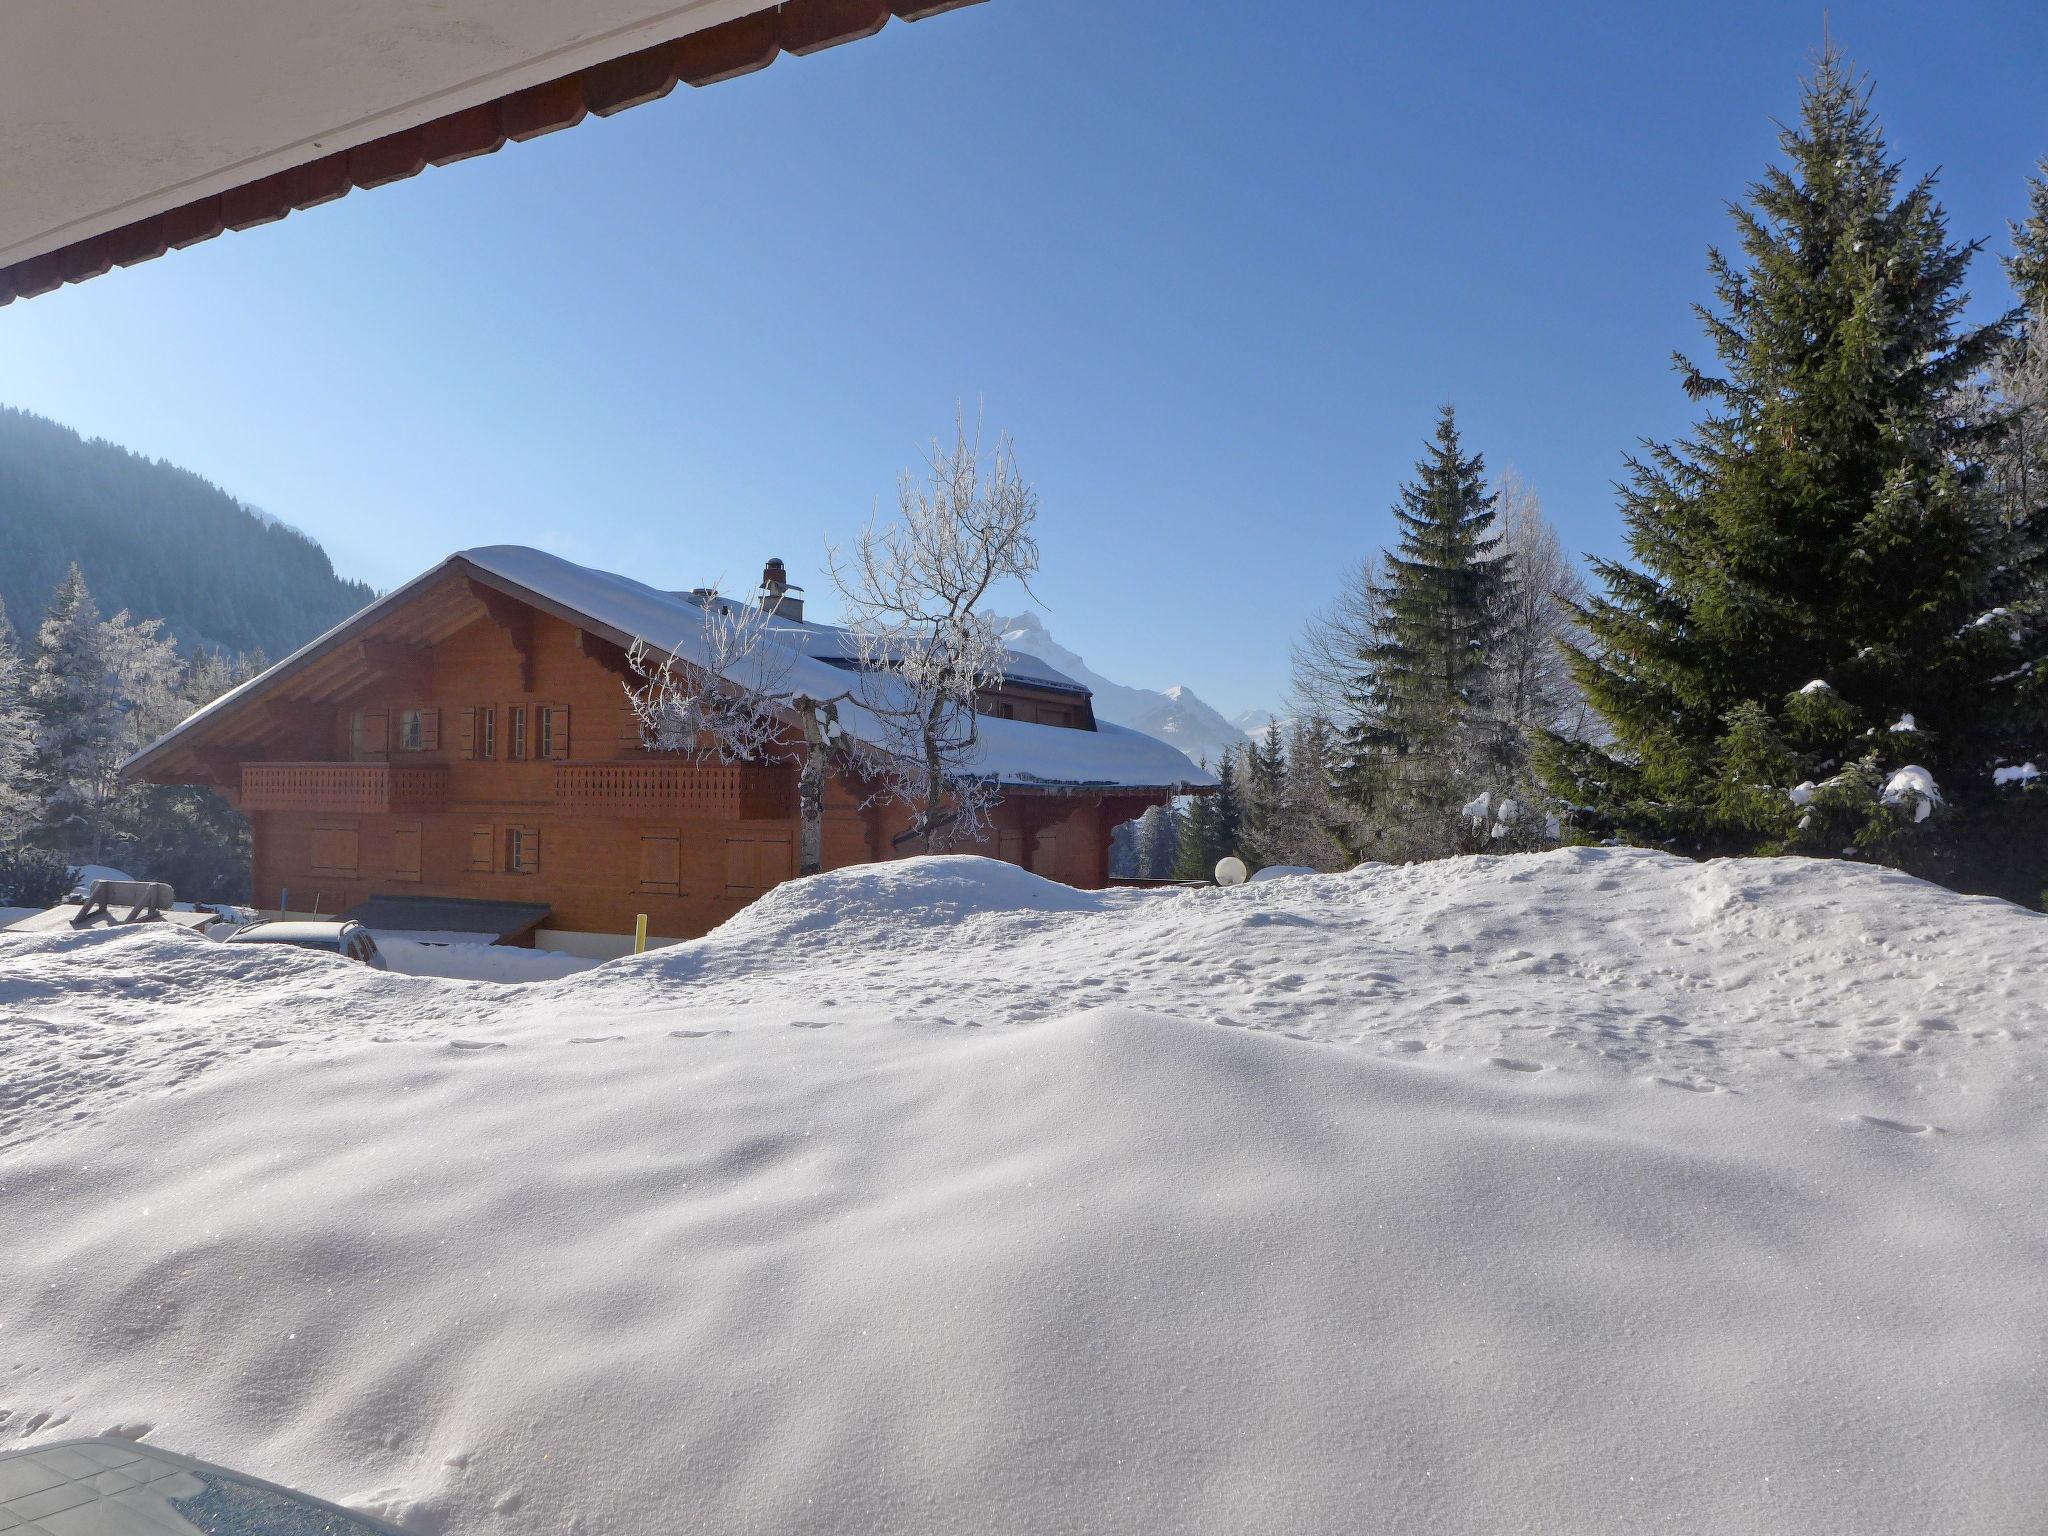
xmin=759 ymin=557 xmax=804 ymax=621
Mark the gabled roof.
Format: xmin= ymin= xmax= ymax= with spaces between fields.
xmin=126 ymin=546 xmax=1216 ymax=793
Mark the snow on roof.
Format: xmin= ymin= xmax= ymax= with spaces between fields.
xmin=707 ymin=597 xmax=1090 ymax=696
xmin=463 ymin=546 xmax=1210 ymax=791
xmin=130 ymin=546 xmax=1213 ymax=792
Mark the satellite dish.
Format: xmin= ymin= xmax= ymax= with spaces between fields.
xmin=1214 ymin=856 xmax=1249 ymax=887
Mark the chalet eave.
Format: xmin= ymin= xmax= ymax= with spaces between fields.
xmin=1 ymin=0 xmax=987 ymax=307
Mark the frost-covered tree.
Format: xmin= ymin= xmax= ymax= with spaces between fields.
xmin=0 ymin=601 xmax=37 ymax=842
xmin=27 ymin=565 xmax=184 ymax=864
xmin=1489 ymin=474 xmax=1591 ymax=746
xmin=1544 ymin=48 xmax=2047 ymax=904
xmin=628 ymin=595 xmax=853 ymax=878
xmin=1133 ymin=799 xmax=1183 ymax=878
xmin=127 ymin=648 xmax=264 ymax=902
xmin=831 ymin=411 xmax=1041 ymax=853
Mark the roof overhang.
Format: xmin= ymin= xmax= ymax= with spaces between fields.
xmin=1 ymin=0 xmax=985 ymax=306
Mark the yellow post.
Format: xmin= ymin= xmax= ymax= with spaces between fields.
xmin=633 ymin=913 xmax=648 ymax=955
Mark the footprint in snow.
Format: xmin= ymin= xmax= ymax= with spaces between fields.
xmin=567 ymin=1034 xmax=624 ymax=1045
xmin=788 ymin=1020 xmax=838 ymax=1030
xmin=1486 ymin=1057 xmax=1547 ymax=1074
xmin=669 ymin=1028 xmax=731 ymax=1040
xmin=1855 ymin=1114 xmax=1937 ymax=1135
xmin=1653 ymin=1075 xmax=1724 ymax=1094
xmin=447 ymin=1039 xmax=507 ymax=1052
xmin=1388 ymin=1039 xmax=1428 ymax=1053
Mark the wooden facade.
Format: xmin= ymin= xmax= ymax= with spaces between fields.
xmin=129 ymin=558 xmax=1176 ymax=945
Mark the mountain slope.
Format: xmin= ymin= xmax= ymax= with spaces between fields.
xmin=995 ymin=612 xmax=1254 ymax=768
xmin=0 ymin=406 xmax=374 ymax=657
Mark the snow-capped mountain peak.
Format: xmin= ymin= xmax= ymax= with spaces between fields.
xmin=994 ymin=614 xmax=1260 ymax=769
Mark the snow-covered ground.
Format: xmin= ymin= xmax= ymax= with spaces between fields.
xmin=1 ymin=848 xmax=2044 ymax=1534
xmin=369 ymin=933 xmax=600 ymax=983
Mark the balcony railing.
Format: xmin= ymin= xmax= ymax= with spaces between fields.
xmin=554 ymin=760 xmax=793 ymax=821
xmin=241 ymin=762 xmax=448 ymax=814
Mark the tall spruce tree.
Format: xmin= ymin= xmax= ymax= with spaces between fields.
xmin=1335 ymin=406 xmax=1513 ymax=856
xmin=1545 ymin=49 xmax=2047 ymax=904
xmin=0 ymin=601 xmax=37 ymax=841
xmin=1239 ymin=724 xmax=1289 ymax=870
xmin=27 ymin=565 xmax=117 ymax=859
xmin=1173 ymin=756 xmax=1245 ymax=881
xmin=27 ymin=565 xmax=185 ymax=865
xmin=1989 ymin=162 xmax=2048 ymax=615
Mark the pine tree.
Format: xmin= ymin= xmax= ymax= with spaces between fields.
xmin=0 ymin=602 xmax=38 ymax=842
xmin=1133 ymin=800 xmax=1182 ymax=879
xmin=1336 ymin=406 xmax=1513 ymax=855
xmin=1544 ymin=49 xmax=2046 ymax=904
xmin=27 ymin=565 xmax=116 ymax=858
xmin=1172 ymin=782 xmax=1219 ymax=882
xmin=1172 ymin=757 xmax=1245 ymax=881
xmin=1988 ymin=162 xmax=2048 ymax=616
xmin=127 ymin=648 xmax=261 ymax=901
xmin=27 ymin=566 xmax=185 ymax=865
xmin=2010 ymin=160 xmax=2048 ymax=312
xmin=1239 ymin=723 xmax=1289 ymax=870
xmin=1210 ymin=753 xmax=1244 ymax=868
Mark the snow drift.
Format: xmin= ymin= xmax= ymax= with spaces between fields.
xmin=2 ymin=849 xmax=2045 ymax=1534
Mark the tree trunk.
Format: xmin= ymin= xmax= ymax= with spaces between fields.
xmin=796 ymin=701 xmax=829 ymax=878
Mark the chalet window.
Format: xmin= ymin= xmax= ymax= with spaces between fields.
xmin=350 ymin=709 xmax=389 ymax=760
xmin=638 ymin=831 xmax=681 ymax=895
xmin=392 ymin=822 xmax=422 ymax=883
xmin=539 ymin=704 xmax=570 ymax=760
xmin=508 ymin=706 xmax=528 ymax=760
xmin=310 ymin=824 xmax=360 ymax=879
xmin=470 ymin=823 xmax=495 ymax=872
xmin=506 ymin=825 xmax=540 ymax=875
xmin=460 ymin=707 xmax=495 ymax=759
xmin=396 ymin=707 xmax=439 ymax=753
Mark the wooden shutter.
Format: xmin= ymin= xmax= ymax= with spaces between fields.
xmin=311 ymin=825 xmax=360 ymax=878
xmin=392 ymin=822 xmax=422 ymax=882
xmin=354 ymin=708 xmax=389 ymax=760
xmin=458 ymin=707 xmax=476 ymax=759
xmin=470 ymin=823 xmax=495 ymax=871
xmin=617 ymin=701 xmax=644 ymax=753
xmin=546 ymin=704 xmax=571 ymax=760
xmin=516 ymin=825 xmax=541 ymax=874
xmin=419 ymin=708 xmax=441 ymax=752
xmin=725 ymin=837 xmax=754 ymax=892
xmin=759 ymin=837 xmax=790 ymax=888
xmin=639 ymin=832 xmax=681 ymax=894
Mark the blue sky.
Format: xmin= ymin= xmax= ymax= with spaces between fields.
xmin=2 ymin=0 xmax=2044 ymax=717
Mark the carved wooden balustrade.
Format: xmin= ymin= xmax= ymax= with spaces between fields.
xmin=241 ymin=762 xmax=448 ymax=814
xmin=553 ymin=760 xmax=793 ymax=821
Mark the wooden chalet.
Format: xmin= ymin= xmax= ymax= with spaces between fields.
xmin=125 ymin=548 xmax=1214 ymax=953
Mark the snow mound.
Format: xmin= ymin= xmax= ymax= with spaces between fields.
xmin=4 ymin=848 xmax=2047 ymax=1534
